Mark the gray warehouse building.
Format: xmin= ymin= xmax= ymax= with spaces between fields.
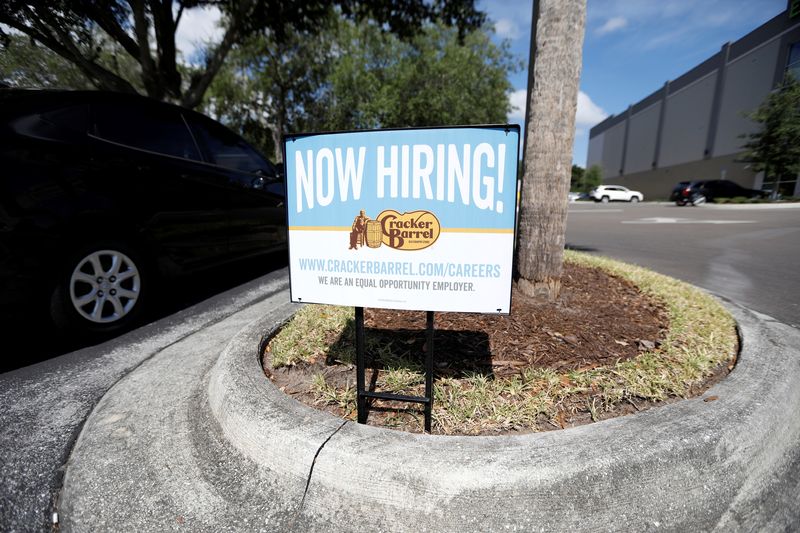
xmin=587 ymin=2 xmax=800 ymax=199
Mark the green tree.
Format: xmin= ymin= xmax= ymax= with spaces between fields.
xmin=0 ymin=1 xmax=484 ymax=109
xmin=581 ymin=164 xmax=602 ymax=193
xmin=516 ymin=0 xmax=586 ymax=301
xmin=202 ymin=23 xmax=334 ymax=161
xmin=740 ymin=75 xmax=800 ymax=197
xmin=0 ymin=32 xmax=142 ymax=90
xmin=318 ymin=20 xmax=520 ymax=131
xmin=0 ymin=34 xmax=89 ymax=88
xmin=203 ymin=17 xmax=519 ymax=161
xmin=570 ymin=164 xmax=584 ymax=191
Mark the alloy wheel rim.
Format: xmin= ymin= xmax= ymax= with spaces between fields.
xmin=69 ymin=250 xmax=141 ymax=324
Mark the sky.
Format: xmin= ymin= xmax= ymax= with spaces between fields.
xmin=173 ymin=0 xmax=790 ymax=166
xmin=481 ymin=0 xmax=788 ymax=166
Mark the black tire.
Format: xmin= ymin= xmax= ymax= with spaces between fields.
xmin=601 ymin=196 xmax=610 ymax=204
xmin=51 ymin=241 xmax=148 ymax=338
xmin=675 ymin=200 xmax=687 ymax=206
xmin=630 ymin=196 xmax=639 ymax=203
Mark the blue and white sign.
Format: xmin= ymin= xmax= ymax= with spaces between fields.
xmin=284 ymin=125 xmax=520 ymax=313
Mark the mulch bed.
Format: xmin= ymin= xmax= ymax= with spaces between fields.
xmin=263 ymin=263 xmax=732 ymax=434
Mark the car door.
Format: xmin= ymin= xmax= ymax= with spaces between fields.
xmin=721 ymin=181 xmax=744 ymax=198
xmin=186 ymin=115 xmax=286 ymax=258
xmin=606 ymin=186 xmax=621 ymax=201
xmin=89 ymin=100 xmax=231 ymax=271
xmin=702 ymin=181 xmax=723 ymax=200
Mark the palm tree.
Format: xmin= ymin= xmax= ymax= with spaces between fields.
xmin=516 ymin=0 xmax=586 ymax=301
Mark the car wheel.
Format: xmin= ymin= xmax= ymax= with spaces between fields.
xmin=601 ymin=196 xmax=610 ymax=203
xmin=630 ymin=196 xmax=639 ymax=203
xmin=691 ymin=195 xmax=706 ymax=206
xmin=675 ymin=200 xmax=686 ymax=206
xmin=51 ymin=243 xmax=147 ymax=336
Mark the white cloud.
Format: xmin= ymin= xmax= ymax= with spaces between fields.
xmin=494 ymin=18 xmax=521 ymax=40
xmin=596 ymin=17 xmax=628 ymax=36
xmin=508 ymin=88 xmax=527 ymax=120
xmin=175 ymin=6 xmax=223 ymax=61
xmin=575 ymin=91 xmax=608 ymax=128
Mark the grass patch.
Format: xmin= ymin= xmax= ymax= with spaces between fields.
xmin=311 ymin=373 xmax=356 ymax=417
xmin=267 ymin=305 xmax=354 ymax=368
xmin=267 ymin=251 xmax=737 ymax=434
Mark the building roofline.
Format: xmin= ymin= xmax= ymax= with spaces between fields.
xmin=589 ymin=8 xmax=799 ymax=139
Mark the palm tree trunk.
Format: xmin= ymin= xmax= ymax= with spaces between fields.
xmin=516 ymin=0 xmax=586 ymax=301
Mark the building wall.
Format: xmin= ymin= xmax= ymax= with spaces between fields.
xmin=624 ymin=102 xmax=661 ymax=174
xmin=714 ymin=39 xmax=780 ymax=156
xmin=586 ymin=130 xmax=603 ymax=170
xmin=600 ymin=122 xmax=625 ymax=177
xmin=659 ymin=73 xmax=717 ymax=167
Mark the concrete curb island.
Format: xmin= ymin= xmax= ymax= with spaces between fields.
xmin=59 ymin=291 xmax=800 ymax=531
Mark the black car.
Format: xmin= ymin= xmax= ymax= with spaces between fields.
xmin=670 ymin=179 xmax=767 ymax=206
xmin=1 ymin=89 xmax=286 ymax=336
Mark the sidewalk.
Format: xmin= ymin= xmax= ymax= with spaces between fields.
xmin=56 ymin=289 xmax=800 ymax=531
xmin=0 ymin=269 xmax=290 ymax=531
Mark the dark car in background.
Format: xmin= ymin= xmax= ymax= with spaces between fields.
xmin=670 ymin=179 xmax=768 ymax=206
xmin=0 ymin=89 xmax=286 ymax=336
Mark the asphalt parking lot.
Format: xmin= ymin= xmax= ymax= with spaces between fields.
xmin=566 ymin=201 xmax=800 ymax=328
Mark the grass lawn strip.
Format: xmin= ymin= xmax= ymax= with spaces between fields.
xmin=266 ymin=251 xmax=737 ymax=435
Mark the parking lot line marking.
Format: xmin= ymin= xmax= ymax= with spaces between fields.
xmin=569 ymin=209 xmax=623 ymax=213
xmin=621 ymin=217 xmax=756 ymax=224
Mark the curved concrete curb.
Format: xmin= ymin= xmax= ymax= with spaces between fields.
xmin=208 ymin=300 xmax=800 ymax=531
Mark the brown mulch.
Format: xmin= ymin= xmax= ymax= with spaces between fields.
xmin=264 ymin=263 xmax=731 ymax=434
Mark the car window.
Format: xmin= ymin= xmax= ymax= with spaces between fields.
xmin=92 ymin=102 xmax=201 ymax=161
xmin=11 ymin=104 xmax=88 ymax=142
xmin=188 ymin=117 xmax=271 ymax=175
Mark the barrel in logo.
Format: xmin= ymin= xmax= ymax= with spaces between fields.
xmin=365 ymin=220 xmax=383 ymax=248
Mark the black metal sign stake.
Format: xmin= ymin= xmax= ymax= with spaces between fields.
xmin=355 ymin=307 xmax=435 ymax=433
xmin=424 ymin=310 xmax=434 ymax=432
xmin=355 ymin=306 xmax=367 ymax=423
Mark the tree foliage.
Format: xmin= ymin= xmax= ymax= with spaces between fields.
xmin=1 ymin=34 xmax=90 ymax=89
xmin=0 ymin=0 xmax=484 ymax=109
xmin=740 ymin=75 xmax=800 ymax=193
xmin=201 ymin=20 xmax=334 ymax=160
xmin=570 ymin=164 xmax=584 ymax=191
xmin=0 ymin=31 xmax=143 ymax=90
xmin=202 ymin=17 xmax=519 ymax=161
xmin=581 ymin=164 xmax=602 ymax=193
xmin=318 ymin=20 xmax=520 ymax=131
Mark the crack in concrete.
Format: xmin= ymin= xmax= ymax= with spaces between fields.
xmin=290 ymin=420 xmax=348 ymax=530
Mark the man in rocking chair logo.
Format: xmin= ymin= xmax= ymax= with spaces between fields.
xmin=349 ymin=210 xmax=369 ymax=249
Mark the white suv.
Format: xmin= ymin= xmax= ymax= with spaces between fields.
xmin=590 ymin=185 xmax=644 ymax=203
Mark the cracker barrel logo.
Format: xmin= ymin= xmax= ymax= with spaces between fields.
xmin=349 ymin=209 xmax=440 ymax=251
